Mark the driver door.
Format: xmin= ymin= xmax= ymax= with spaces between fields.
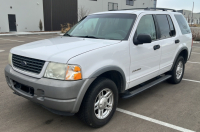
xmin=128 ymin=14 xmax=161 ymax=88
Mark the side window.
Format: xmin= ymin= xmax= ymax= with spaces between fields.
xmin=167 ymin=15 xmax=176 ymax=36
xmin=135 ymin=15 xmax=157 ymax=41
xmin=175 ymin=15 xmax=191 ymax=34
xmin=156 ymin=15 xmax=171 ymax=39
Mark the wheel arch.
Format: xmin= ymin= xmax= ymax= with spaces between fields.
xmin=89 ymin=66 xmax=126 ymax=93
xmin=170 ymin=47 xmax=188 ymax=71
xmin=72 ymin=66 xmax=126 ymax=113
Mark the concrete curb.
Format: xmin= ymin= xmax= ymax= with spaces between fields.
xmin=0 ymin=32 xmax=61 ymax=36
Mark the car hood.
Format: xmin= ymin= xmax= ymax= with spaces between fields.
xmin=11 ymin=36 xmax=121 ymax=63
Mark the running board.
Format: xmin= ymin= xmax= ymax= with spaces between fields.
xmin=121 ymin=75 xmax=172 ymax=99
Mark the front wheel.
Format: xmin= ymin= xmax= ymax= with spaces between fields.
xmin=78 ymin=77 xmax=118 ymax=128
xmin=168 ymin=56 xmax=185 ymax=84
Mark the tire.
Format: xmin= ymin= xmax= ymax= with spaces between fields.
xmin=78 ymin=77 xmax=118 ymax=128
xmin=168 ymin=56 xmax=185 ymax=84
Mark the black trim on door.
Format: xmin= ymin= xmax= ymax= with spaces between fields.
xmin=152 ymin=15 xmax=161 ymax=39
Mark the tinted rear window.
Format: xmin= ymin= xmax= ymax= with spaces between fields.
xmin=175 ymin=15 xmax=191 ymax=34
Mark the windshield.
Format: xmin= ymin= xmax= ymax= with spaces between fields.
xmin=65 ymin=13 xmax=137 ymax=40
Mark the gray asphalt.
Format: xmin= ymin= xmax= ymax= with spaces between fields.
xmin=0 ymin=35 xmax=200 ymax=132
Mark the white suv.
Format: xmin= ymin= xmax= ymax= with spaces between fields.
xmin=5 ymin=8 xmax=192 ymax=128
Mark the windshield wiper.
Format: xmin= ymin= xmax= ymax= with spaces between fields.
xmin=76 ymin=35 xmax=100 ymax=39
xmin=64 ymin=33 xmax=73 ymax=37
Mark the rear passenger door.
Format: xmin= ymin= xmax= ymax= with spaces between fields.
xmin=155 ymin=14 xmax=179 ymax=74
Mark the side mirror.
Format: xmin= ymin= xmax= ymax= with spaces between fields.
xmin=133 ymin=34 xmax=152 ymax=45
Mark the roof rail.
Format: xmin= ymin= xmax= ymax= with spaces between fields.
xmin=110 ymin=7 xmax=177 ymax=12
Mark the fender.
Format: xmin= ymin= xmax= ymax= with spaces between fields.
xmin=89 ymin=65 xmax=127 ymax=92
xmin=170 ymin=47 xmax=189 ymax=71
xmin=72 ymin=66 xmax=126 ymax=113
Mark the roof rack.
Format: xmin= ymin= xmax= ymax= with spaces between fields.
xmin=110 ymin=7 xmax=177 ymax=12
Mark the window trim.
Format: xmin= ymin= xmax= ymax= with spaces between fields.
xmin=132 ymin=14 xmax=178 ymax=44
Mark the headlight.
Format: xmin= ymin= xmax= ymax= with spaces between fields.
xmin=44 ymin=62 xmax=67 ymax=80
xmin=8 ymin=53 xmax=12 ymax=66
xmin=44 ymin=62 xmax=82 ymax=80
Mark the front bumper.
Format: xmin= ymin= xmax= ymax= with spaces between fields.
xmin=5 ymin=65 xmax=87 ymax=114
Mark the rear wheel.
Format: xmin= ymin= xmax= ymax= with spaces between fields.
xmin=78 ymin=77 xmax=118 ymax=128
xmin=168 ymin=56 xmax=185 ymax=84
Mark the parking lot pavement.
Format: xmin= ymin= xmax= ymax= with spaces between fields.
xmin=192 ymin=46 xmax=200 ymax=55
xmin=189 ymin=53 xmax=200 ymax=63
xmin=0 ymin=35 xmax=200 ymax=132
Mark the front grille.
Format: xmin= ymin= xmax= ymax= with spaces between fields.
xmin=12 ymin=54 xmax=45 ymax=74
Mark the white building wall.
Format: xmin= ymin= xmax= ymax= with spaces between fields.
xmin=0 ymin=0 xmax=44 ymax=33
xmin=78 ymin=0 xmax=155 ymax=17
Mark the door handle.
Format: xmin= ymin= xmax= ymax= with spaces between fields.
xmin=175 ymin=39 xmax=180 ymax=44
xmin=153 ymin=45 xmax=160 ymax=50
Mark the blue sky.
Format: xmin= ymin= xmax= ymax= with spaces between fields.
xmin=157 ymin=0 xmax=200 ymax=13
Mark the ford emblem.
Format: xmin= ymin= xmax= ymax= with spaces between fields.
xmin=21 ymin=61 xmax=27 ymax=66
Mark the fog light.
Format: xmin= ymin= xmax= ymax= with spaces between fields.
xmin=6 ymin=76 xmax=12 ymax=88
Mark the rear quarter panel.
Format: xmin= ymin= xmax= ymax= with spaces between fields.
xmin=171 ymin=13 xmax=192 ymax=60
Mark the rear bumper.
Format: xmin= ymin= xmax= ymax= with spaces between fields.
xmin=4 ymin=65 xmax=95 ymax=114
